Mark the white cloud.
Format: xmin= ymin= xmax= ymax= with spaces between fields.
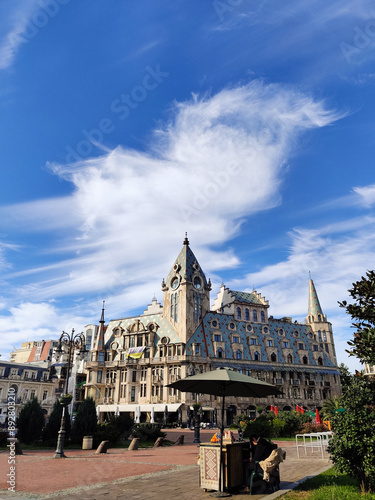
xmin=0 ymin=0 xmax=65 ymax=70
xmin=353 ymin=184 xmax=375 ymax=206
xmin=0 ymin=82 xmax=340 ymax=304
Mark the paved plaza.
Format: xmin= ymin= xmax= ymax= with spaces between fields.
xmin=0 ymin=430 xmax=331 ymax=500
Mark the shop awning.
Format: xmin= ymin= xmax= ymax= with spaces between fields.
xmin=97 ymin=403 xmax=182 ymax=413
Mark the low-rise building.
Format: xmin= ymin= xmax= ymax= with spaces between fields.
xmin=0 ymin=361 xmax=55 ymax=424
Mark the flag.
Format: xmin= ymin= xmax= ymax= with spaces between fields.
xmin=127 ymin=346 xmax=146 ymax=359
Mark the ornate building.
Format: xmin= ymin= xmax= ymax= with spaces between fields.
xmin=84 ymin=236 xmax=341 ymax=425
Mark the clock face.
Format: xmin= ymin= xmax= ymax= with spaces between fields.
xmin=193 ymin=276 xmax=202 ymax=289
xmin=171 ymin=277 xmax=179 ymax=289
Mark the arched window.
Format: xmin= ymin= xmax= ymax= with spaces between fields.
xmin=236 ymin=307 xmax=241 ymax=320
xmin=260 ymin=311 xmax=265 ymax=323
xmin=287 ymin=354 xmax=293 ymax=364
xmin=253 ymin=310 xmax=258 ymax=322
xmin=174 ymin=292 xmax=178 ymax=322
xmin=318 ymin=357 xmax=323 ymax=366
xmin=245 ymin=308 xmax=250 ymax=321
xmin=318 ymin=314 xmax=321 ymax=322
xmin=254 ymin=351 xmax=260 ymax=361
xmin=217 ymin=348 xmax=223 ymax=358
xmin=236 ymin=350 xmax=242 ymax=360
xmin=171 ymin=294 xmax=174 ymax=320
xmin=271 ymin=353 xmax=277 ymax=362
xmin=303 ymin=355 xmax=308 ymax=365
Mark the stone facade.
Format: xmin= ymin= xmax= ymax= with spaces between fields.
xmin=0 ymin=361 xmax=55 ymax=424
xmin=84 ymin=237 xmax=341 ymax=425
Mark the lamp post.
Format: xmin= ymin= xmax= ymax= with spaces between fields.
xmin=53 ymin=329 xmax=86 ymax=458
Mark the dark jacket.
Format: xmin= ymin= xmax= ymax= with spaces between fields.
xmin=253 ymin=437 xmax=275 ymax=462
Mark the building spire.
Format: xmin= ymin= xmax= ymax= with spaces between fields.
xmin=308 ymin=278 xmax=323 ymax=319
xmin=97 ymin=301 xmax=105 ymax=350
xmin=183 ymin=232 xmax=189 ymax=245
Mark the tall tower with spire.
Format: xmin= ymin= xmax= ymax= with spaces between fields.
xmin=162 ymin=234 xmax=211 ymax=343
xmin=93 ymin=301 xmax=106 ymax=360
xmin=306 ymin=279 xmax=337 ymax=365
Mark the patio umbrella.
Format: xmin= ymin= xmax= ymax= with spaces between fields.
xmin=167 ymin=367 xmax=280 ymax=496
xmin=150 ymin=406 xmax=155 ymax=424
xmin=316 ymin=408 xmax=322 ymax=424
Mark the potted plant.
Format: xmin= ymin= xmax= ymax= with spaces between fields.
xmin=59 ymin=394 xmax=73 ymax=406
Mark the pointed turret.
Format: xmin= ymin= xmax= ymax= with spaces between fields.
xmin=308 ymin=279 xmax=324 ymax=321
xmin=306 ymin=278 xmax=337 ymax=365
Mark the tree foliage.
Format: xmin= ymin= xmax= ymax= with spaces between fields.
xmin=328 ymin=375 xmax=375 ymax=493
xmin=71 ymin=397 xmax=97 ymax=442
xmin=42 ymin=400 xmax=71 ymax=445
xmin=339 ymin=270 xmax=375 ymax=365
xmin=17 ymin=398 xmax=45 ymax=444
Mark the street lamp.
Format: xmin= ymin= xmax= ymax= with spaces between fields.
xmin=53 ymin=329 xmax=86 ymax=458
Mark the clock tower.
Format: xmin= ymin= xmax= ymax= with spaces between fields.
xmin=162 ymin=234 xmax=211 ymax=344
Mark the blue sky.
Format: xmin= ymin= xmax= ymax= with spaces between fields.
xmin=1 ymin=0 xmax=375 ymax=372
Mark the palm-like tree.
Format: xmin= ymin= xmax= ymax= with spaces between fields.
xmin=321 ymin=395 xmax=342 ymax=420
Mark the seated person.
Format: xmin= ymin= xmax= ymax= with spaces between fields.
xmin=241 ymin=433 xmax=275 ymax=493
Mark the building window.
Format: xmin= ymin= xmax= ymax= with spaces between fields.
xmin=195 ymin=344 xmax=200 ymax=355
xmin=247 ymin=324 xmax=252 ymax=332
xmin=253 ymin=310 xmax=258 ymax=322
xmin=325 ymin=344 xmax=329 ymax=353
xmin=298 ymin=343 xmax=304 ymax=350
xmin=194 ymin=293 xmax=201 ymax=322
xmin=283 ymin=342 xmax=289 ymax=348
xmin=132 ymin=370 xmax=137 ymax=383
xmin=97 ymin=371 xmax=102 ymax=383
xmin=271 ymin=353 xmax=277 ymax=362
xmin=254 ymin=351 xmax=260 ymax=361
xmin=287 ymin=354 xmax=293 ymax=364
xmin=303 ymin=355 xmax=308 ymax=365
xmin=318 ymin=330 xmax=322 ymax=341
xmin=214 ymin=334 xmax=221 ymax=342
xmin=131 ymin=386 xmax=135 ymax=402
xmin=313 ymin=345 xmax=318 ymax=351
xmin=212 ymin=320 xmax=218 ymax=327
xmin=233 ymin=336 xmax=239 ymax=343
xmin=236 ymin=307 xmax=241 ymax=320
xmin=42 ymin=391 xmax=48 ymax=401
xmin=279 ymin=329 xmax=284 ymax=336
xmin=261 ymin=311 xmax=265 ymax=323
xmin=236 ymin=350 xmax=242 ymax=359
xmin=217 ymin=348 xmax=223 ymax=358
xmin=245 ymin=308 xmax=250 ymax=321
xmin=250 ymin=338 xmax=257 ymax=345
xmin=98 ymin=351 xmax=104 ymax=362
xmin=140 ymin=383 xmax=147 ymax=397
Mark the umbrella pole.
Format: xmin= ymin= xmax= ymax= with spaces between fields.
xmin=210 ymin=393 xmax=231 ymax=498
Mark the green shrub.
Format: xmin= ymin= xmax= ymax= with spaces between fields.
xmin=17 ymin=398 xmax=45 ymax=444
xmin=42 ymin=400 xmax=71 ymax=446
xmin=93 ymin=413 xmax=134 ymax=446
xmin=130 ymin=423 xmax=166 ymax=442
xmin=328 ymin=376 xmax=375 ymax=493
xmin=242 ymin=414 xmax=272 ymax=438
xmin=298 ymin=422 xmax=328 ymax=434
xmin=71 ymin=397 xmax=97 ymax=443
xmin=271 ymin=418 xmax=287 ymax=438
